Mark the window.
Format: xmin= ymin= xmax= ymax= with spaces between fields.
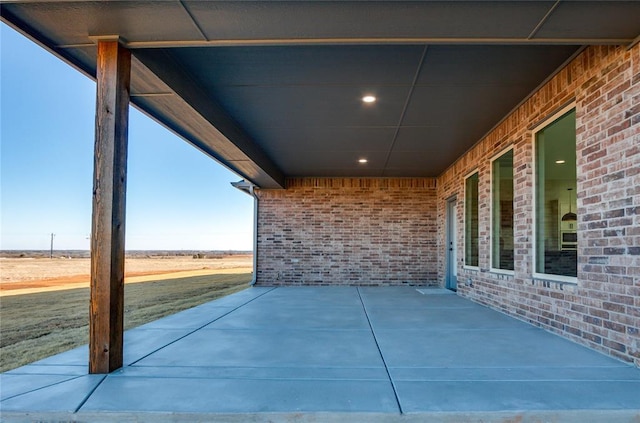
xmin=492 ymin=150 xmax=514 ymax=271
xmin=465 ymin=172 xmax=479 ymax=267
xmin=535 ymin=109 xmax=577 ymax=278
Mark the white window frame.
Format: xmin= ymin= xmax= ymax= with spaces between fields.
xmin=531 ymin=103 xmax=578 ymax=284
xmin=489 ymin=145 xmax=515 ymax=276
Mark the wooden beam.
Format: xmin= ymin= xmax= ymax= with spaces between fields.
xmin=89 ymin=40 xmax=131 ymax=374
xmin=132 ymin=50 xmax=285 ymax=188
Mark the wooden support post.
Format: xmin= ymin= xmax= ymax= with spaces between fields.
xmin=89 ymin=40 xmax=131 ymax=374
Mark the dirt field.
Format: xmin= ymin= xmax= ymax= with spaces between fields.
xmin=0 ymin=255 xmax=252 ymax=295
xmin=0 ymin=255 xmax=253 ymax=371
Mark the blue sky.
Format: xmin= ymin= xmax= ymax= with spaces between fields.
xmin=0 ymin=24 xmax=253 ymax=251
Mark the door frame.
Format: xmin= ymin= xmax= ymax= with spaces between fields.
xmin=445 ymin=196 xmax=458 ymax=291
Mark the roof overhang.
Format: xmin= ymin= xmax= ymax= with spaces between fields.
xmin=2 ymin=1 xmax=638 ymax=188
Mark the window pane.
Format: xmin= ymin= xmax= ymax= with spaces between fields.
xmin=535 ymin=110 xmax=577 ymax=277
xmin=492 ymin=150 xmax=514 ymax=270
xmin=465 ymin=173 xmax=479 ymax=267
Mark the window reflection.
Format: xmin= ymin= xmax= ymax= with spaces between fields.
xmin=535 ymin=110 xmax=577 ymax=277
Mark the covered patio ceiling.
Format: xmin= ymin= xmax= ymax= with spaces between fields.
xmin=2 ymin=1 xmax=639 ymax=188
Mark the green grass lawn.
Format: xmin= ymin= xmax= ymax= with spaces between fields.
xmin=0 ymin=272 xmax=251 ymax=372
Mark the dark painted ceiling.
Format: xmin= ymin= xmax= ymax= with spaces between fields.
xmin=2 ymin=1 xmax=639 ymax=188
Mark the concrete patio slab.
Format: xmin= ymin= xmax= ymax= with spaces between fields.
xmin=1 ymin=375 xmax=105 ymax=412
xmin=375 ymin=327 xmax=619 ymax=368
xmin=249 ymin=286 xmax=365 ymax=307
xmin=207 ymin=303 xmax=370 ymax=330
xmin=81 ymin=377 xmax=399 ymax=413
xmin=388 ymin=365 xmax=640 ymax=381
xmin=2 ymin=286 xmax=639 ymax=422
xmin=113 ymin=365 xmax=389 ymax=380
xmin=135 ymin=328 xmax=385 ymax=368
xmin=396 ymin=380 xmax=640 ymax=412
xmin=4 ymin=364 xmax=87 ymax=377
xmin=365 ymin=305 xmax=526 ymax=330
xmin=137 ymin=305 xmax=236 ymax=330
xmin=0 ymin=374 xmax=79 ymax=401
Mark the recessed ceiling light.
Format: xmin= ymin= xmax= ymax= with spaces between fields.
xmin=362 ymin=95 xmax=376 ymax=103
xmin=555 ymin=160 xmax=566 ymax=164
xmin=358 ymin=158 xmax=368 ymax=164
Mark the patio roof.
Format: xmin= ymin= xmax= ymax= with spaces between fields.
xmin=2 ymin=287 xmax=639 ymax=421
xmin=2 ymin=1 xmax=639 ymax=188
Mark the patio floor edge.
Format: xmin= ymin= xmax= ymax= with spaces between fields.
xmin=2 ymin=409 xmax=640 ymax=423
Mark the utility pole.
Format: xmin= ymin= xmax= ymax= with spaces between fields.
xmin=50 ymin=233 xmax=55 ymax=259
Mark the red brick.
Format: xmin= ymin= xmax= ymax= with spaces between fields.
xmin=258 ymin=178 xmax=438 ymax=286
xmin=437 ymin=45 xmax=639 ymax=366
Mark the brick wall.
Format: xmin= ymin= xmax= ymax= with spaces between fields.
xmin=256 ymin=177 xmax=438 ymax=286
xmin=438 ymin=45 xmax=639 ymax=366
